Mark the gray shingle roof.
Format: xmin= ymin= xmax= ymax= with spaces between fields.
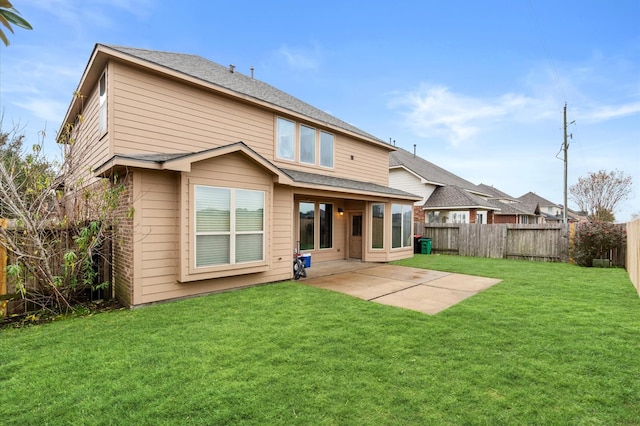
xmin=423 ymin=186 xmax=498 ymax=210
xmin=477 ymin=183 xmax=517 ymax=200
xmin=103 ymin=44 xmax=384 ymax=143
xmin=518 ymin=191 xmax=560 ymax=208
xmin=282 ymin=169 xmax=420 ymax=199
xmin=389 ymin=147 xmax=488 ymax=195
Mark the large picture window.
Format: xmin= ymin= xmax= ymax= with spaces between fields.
xmin=392 ymin=204 xmax=412 ymax=249
xmin=195 ymin=186 xmax=264 ymax=268
xmin=371 ymin=203 xmax=384 ymax=249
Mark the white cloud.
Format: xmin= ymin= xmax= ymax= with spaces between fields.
xmin=277 ymin=44 xmax=322 ymax=70
xmin=578 ymin=101 xmax=640 ymax=122
xmin=30 ymin=0 xmax=153 ymax=28
xmin=389 ymin=83 xmax=549 ymax=146
xmin=14 ymin=98 xmax=67 ymax=123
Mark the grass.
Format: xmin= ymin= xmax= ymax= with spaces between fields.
xmin=1 ymin=255 xmax=639 ymax=425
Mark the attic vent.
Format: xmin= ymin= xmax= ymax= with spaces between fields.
xmin=250 ymin=66 xmax=254 ymax=78
xmin=229 ymin=64 xmax=235 ymax=73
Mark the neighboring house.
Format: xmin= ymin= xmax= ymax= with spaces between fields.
xmin=58 ymin=44 xmax=420 ymax=306
xmin=389 ymin=147 xmax=498 ymax=224
xmin=517 ymin=192 xmax=564 ymax=223
xmin=476 ymin=183 xmax=540 ymax=224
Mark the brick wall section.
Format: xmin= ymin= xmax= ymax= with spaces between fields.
xmin=413 ymin=205 xmax=425 ymax=223
xmin=111 ymin=172 xmax=134 ymax=306
xmin=469 ymin=209 xmax=478 ymax=224
xmin=494 ymin=215 xmax=516 ymax=224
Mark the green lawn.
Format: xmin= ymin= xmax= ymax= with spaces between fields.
xmin=1 ymin=256 xmax=639 ymax=425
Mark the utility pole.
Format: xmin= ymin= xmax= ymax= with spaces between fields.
xmin=563 ymin=103 xmax=568 ymax=224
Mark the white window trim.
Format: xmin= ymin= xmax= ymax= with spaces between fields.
xmin=193 ymin=185 xmax=265 ymax=270
xmin=392 ymin=204 xmax=412 ymax=249
xmin=98 ymin=72 xmax=107 ymax=137
xmin=371 ymin=203 xmax=385 ymax=250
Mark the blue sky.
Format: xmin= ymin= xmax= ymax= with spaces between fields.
xmin=1 ymin=0 xmax=638 ymax=221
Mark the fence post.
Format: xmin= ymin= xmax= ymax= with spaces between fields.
xmin=1 ymin=218 xmax=7 ymax=317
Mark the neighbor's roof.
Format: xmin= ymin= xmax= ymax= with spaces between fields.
xmin=486 ymin=199 xmax=538 ymax=216
xmin=423 ymin=186 xmax=498 ymax=211
xmin=102 ymin=44 xmax=387 ymax=145
xmin=389 ymin=147 xmax=488 ymax=195
xmin=518 ymin=191 xmax=560 ymax=208
xmin=476 ymin=183 xmax=518 ymax=201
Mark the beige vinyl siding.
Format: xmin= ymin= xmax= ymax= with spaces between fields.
xmin=111 ymin=63 xmax=274 ymax=156
xmin=65 ymin=72 xmax=111 ymax=185
xmin=128 ymin=152 xmax=292 ymax=305
xmin=111 ymin=63 xmax=392 ymax=186
xmin=389 ymin=168 xmax=429 ymax=205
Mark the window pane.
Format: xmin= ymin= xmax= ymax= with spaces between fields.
xmin=319 ymin=203 xmax=332 ymax=249
xmin=277 ymin=117 xmax=295 ymax=160
xmin=299 ymin=202 xmax=314 ymax=250
xmin=392 ymin=204 xmax=402 ymax=248
xmin=196 ymin=235 xmax=230 ymax=267
xmin=320 ymin=131 xmax=334 ymax=167
xmin=372 ymin=203 xmax=384 ymax=249
xmin=196 ymin=186 xmax=230 ymax=232
xmin=403 ymin=205 xmax=412 ymax=247
xmin=236 ymin=190 xmax=264 ymax=232
xmin=300 ymin=125 xmax=315 ymax=164
xmin=99 ymin=74 xmax=107 ymax=135
xmin=236 ymin=234 xmax=263 ymax=263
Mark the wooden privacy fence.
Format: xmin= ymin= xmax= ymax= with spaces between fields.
xmin=420 ymin=223 xmax=571 ymax=262
xmin=627 ymin=219 xmax=640 ymax=296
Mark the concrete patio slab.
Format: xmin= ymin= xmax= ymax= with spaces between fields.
xmin=372 ymin=285 xmax=476 ymax=315
xmin=360 ymin=264 xmax=451 ymax=284
xmin=303 ymin=261 xmax=502 ymax=315
xmin=303 ymin=272 xmax=415 ymax=300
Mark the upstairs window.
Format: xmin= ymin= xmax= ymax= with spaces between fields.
xmin=276 ymin=117 xmax=334 ymax=168
xmin=299 ymin=124 xmax=316 ymax=164
xmin=320 ymin=131 xmax=334 ymax=168
xmin=276 ymin=117 xmax=295 ymax=161
xmin=99 ymin=73 xmax=107 ymax=136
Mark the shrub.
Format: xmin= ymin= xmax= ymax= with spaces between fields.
xmin=572 ymin=220 xmax=626 ymax=267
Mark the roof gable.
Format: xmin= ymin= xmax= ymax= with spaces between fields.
xmin=390 ymin=147 xmax=488 ymax=195
xmin=518 ymin=191 xmax=559 ymax=208
xmin=104 ymin=44 xmax=387 ymax=145
xmin=423 ymin=186 xmax=498 ymax=210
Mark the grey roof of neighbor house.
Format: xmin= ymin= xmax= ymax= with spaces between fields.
xmin=389 ymin=147 xmax=489 ymax=195
xmin=475 ymin=183 xmax=538 ymax=216
xmin=423 ymin=186 xmax=498 ymax=210
xmin=477 ymin=183 xmax=518 ymax=201
xmin=518 ymin=191 xmax=560 ymax=208
xmin=104 ymin=44 xmax=385 ymax=144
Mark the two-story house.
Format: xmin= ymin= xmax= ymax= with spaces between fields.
xmin=389 ymin=147 xmax=498 ymax=224
xmin=59 ymin=44 xmax=420 ymax=307
xmin=476 ymin=184 xmax=540 ymax=224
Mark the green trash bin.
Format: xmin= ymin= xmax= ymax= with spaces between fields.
xmin=420 ymin=237 xmax=432 ymax=254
